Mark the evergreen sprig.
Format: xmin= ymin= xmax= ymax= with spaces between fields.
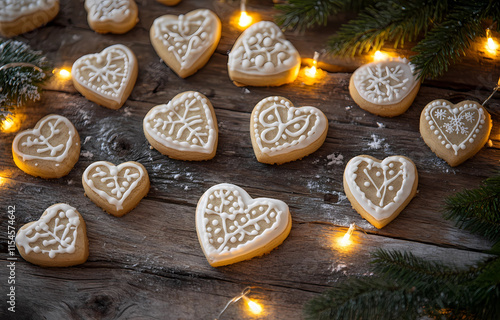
xmin=276 ymin=0 xmax=500 ymax=80
xmin=0 ymin=40 xmax=51 ymax=121
xmin=304 ymin=173 xmax=500 ymax=319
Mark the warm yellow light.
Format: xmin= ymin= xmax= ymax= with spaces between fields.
xmin=243 ymin=296 xmax=263 ymax=315
xmin=305 ymin=65 xmax=317 ymax=78
xmin=485 ymin=28 xmax=498 ymax=54
xmin=373 ymin=50 xmax=389 ymax=62
xmin=338 ymin=223 xmax=355 ymax=247
xmin=238 ymin=11 xmax=252 ymax=28
xmin=58 ymin=68 xmax=71 ymax=79
xmin=1 ymin=114 xmax=24 ymax=133
xmin=2 ymin=117 xmax=15 ymax=131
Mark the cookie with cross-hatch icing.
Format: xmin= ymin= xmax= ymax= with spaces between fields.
xmin=0 ymin=0 xmax=60 ymax=38
xmin=150 ymin=9 xmax=221 ymax=78
xmin=420 ymin=99 xmax=492 ymax=167
xmin=228 ymin=21 xmax=301 ymax=87
xmin=72 ymin=44 xmax=138 ymax=110
xmin=250 ymin=96 xmax=328 ymax=164
xmin=82 ymin=161 xmax=150 ymax=217
xmin=349 ymin=57 xmax=421 ymax=117
xmin=16 ymin=203 xmax=89 ymax=267
xmin=196 ymin=183 xmax=291 ymax=267
xmin=143 ymin=91 xmax=218 ymax=161
xmin=343 ymin=155 xmax=418 ymax=229
xmin=12 ymin=114 xmax=81 ymax=179
xmin=84 ymin=0 xmax=139 ymax=34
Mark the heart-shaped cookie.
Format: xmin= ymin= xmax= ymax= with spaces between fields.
xmin=16 ymin=203 xmax=89 ymax=267
xmin=143 ymin=91 xmax=218 ymax=161
xmin=343 ymin=155 xmax=418 ymax=229
xmin=72 ymin=44 xmax=138 ymax=110
xmin=196 ymin=183 xmax=291 ymax=267
xmin=0 ymin=0 xmax=60 ymax=37
xmin=150 ymin=9 xmax=221 ymax=78
xmin=85 ymin=0 xmax=138 ymax=34
xmin=250 ymin=96 xmax=328 ymax=164
xmin=228 ymin=21 xmax=301 ymax=87
xmin=82 ymin=161 xmax=149 ymax=217
xmin=349 ymin=57 xmax=420 ymax=117
xmin=420 ymin=99 xmax=492 ymax=167
xmin=12 ymin=114 xmax=80 ymax=179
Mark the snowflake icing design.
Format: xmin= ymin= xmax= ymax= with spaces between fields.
xmin=434 ymin=109 xmax=447 ymax=120
xmin=443 ymin=114 xmax=469 ymax=135
xmin=86 ymin=0 xmax=132 ymax=22
xmin=92 ymin=166 xmax=140 ymax=200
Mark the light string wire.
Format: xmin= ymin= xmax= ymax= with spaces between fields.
xmin=215 ymin=286 xmax=259 ymax=320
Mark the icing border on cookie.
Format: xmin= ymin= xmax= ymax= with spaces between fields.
xmin=0 ymin=0 xmax=57 ymax=22
xmin=16 ymin=203 xmax=80 ymax=258
xmin=345 ymin=156 xmax=416 ymax=220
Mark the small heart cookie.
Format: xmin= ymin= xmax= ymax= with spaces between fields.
xmin=72 ymin=44 xmax=138 ymax=110
xmin=250 ymin=96 xmax=328 ymax=164
xmin=420 ymin=99 xmax=492 ymax=167
xmin=0 ymin=0 xmax=60 ymax=38
xmin=143 ymin=91 xmax=218 ymax=161
xmin=349 ymin=58 xmax=420 ymax=117
xmin=84 ymin=0 xmax=138 ymax=34
xmin=82 ymin=161 xmax=149 ymax=217
xmin=228 ymin=21 xmax=301 ymax=87
xmin=16 ymin=203 xmax=89 ymax=267
xmin=343 ymin=155 xmax=418 ymax=229
xmin=12 ymin=114 xmax=80 ymax=179
xmin=150 ymin=9 xmax=221 ymax=78
xmin=196 ymin=183 xmax=291 ymax=267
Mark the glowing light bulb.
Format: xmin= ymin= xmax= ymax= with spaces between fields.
xmin=58 ymin=68 xmax=71 ymax=79
xmin=305 ymin=51 xmax=320 ymax=78
xmin=486 ymin=28 xmax=498 ymax=54
xmin=1 ymin=113 xmax=24 ymax=133
xmin=1 ymin=117 xmax=15 ymax=132
xmin=373 ymin=50 xmax=389 ymax=61
xmin=339 ymin=223 xmax=355 ymax=247
xmin=243 ymin=296 xmax=263 ymax=315
xmin=238 ymin=0 xmax=252 ymax=28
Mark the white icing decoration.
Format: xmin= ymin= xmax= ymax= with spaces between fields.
xmin=228 ymin=21 xmax=301 ymax=75
xmin=144 ymin=91 xmax=216 ymax=153
xmin=353 ymin=57 xmax=419 ymax=105
xmin=72 ymin=44 xmax=135 ymax=102
xmin=12 ymin=115 xmax=76 ymax=163
xmin=15 ymin=204 xmax=80 ymax=259
xmin=0 ymin=0 xmax=57 ymax=22
xmin=196 ymin=183 xmax=290 ymax=265
xmin=152 ymin=9 xmax=219 ymax=70
xmin=345 ymin=156 xmax=416 ymax=220
xmin=85 ymin=0 xmax=133 ymax=23
xmin=83 ymin=161 xmax=144 ymax=210
xmin=253 ymin=96 xmax=327 ymax=156
xmin=424 ymin=100 xmax=485 ymax=155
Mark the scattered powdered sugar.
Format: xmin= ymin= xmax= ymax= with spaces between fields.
xmin=173 ymin=173 xmax=181 ymax=180
xmin=327 ymin=153 xmax=344 ymax=166
xmin=83 ymin=136 xmax=92 ymax=144
xmin=367 ymin=134 xmax=390 ymax=150
xmin=184 ymin=185 xmax=189 ymax=191
xmin=376 ymin=122 xmax=386 ymax=128
xmin=122 ymin=107 xmax=132 ymax=117
xmin=152 ymin=163 xmax=162 ymax=172
xmin=242 ymin=88 xmax=251 ymax=94
xmin=329 ymin=263 xmax=348 ymax=274
xmin=80 ymin=150 xmax=94 ymax=158
xmin=67 ymin=180 xmax=74 ymax=185
xmin=330 ymin=190 xmax=348 ymax=204
xmin=345 ymin=105 xmax=353 ymax=110
xmin=312 ymin=158 xmax=320 ymax=164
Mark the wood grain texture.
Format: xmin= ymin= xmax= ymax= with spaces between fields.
xmin=1 ymin=0 xmax=499 ymax=319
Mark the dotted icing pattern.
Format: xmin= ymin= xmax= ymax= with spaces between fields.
xmin=424 ymin=100 xmax=485 ymax=155
xmin=0 ymin=0 xmax=56 ymax=22
xmin=72 ymin=44 xmax=135 ymax=101
xmin=228 ymin=21 xmax=300 ymax=75
xmin=85 ymin=0 xmax=133 ymax=23
xmin=16 ymin=204 xmax=80 ymax=259
xmin=353 ymin=58 xmax=418 ymax=105
xmin=144 ymin=91 xmax=216 ymax=153
xmin=153 ymin=9 xmax=218 ymax=70
xmin=345 ymin=156 xmax=416 ymax=220
xmin=253 ymin=96 xmax=326 ymax=156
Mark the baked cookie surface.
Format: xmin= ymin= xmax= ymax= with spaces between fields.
xmin=0 ymin=0 xmax=59 ymax=37
xmin=84 ymin=0 xmax=138 ymax=34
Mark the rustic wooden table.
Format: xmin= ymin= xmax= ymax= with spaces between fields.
xmin=1 ymin=0 xmax=499 ymax=319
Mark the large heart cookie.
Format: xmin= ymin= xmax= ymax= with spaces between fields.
xmin=12 ymin=114 xmax=80 ymax=179
xmin=228 ymin=21 xmax=301 ymax=87
xmin=82 ymin=161 xmax=150 ymax=217
xmin=16 ymin=203 xmax=89 ymax=267
xmin=72 ymin=44 xmax=138 ymax=110
xmin=0 ymin=0 xmax=59 ymax=37
xmin=349 ymin=57 xmax=420 ymax=117
xmin=196 ymin=183 xmax=291 ymax=267
xmin=343 ymin=155 xmax=418 ymax=229
xmin=143 ymin=91 xmax=218 ymax=161
xmin=85 ymin=0 xmax=138 ymax=34
xmin=250 ymin=96 xmax=328 ymax=164
xmin=420 ymin=99 xmax=492 ymax=167
xmin=150 ymin=9 xmax=221 ymax=78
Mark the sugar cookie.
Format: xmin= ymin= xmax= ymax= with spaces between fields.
xmin=0 ymin=0 xmax=59 ymax=38
xmin=82 ymin=161 xmax=149 ymax=217
xmin=150 ymin=9 xmax=221 ymax=78
xmin=420 ymin=99 xmax=492 ymax=167
xmin=196 ymin=183 xmax=291 ymax=267
xmin=143 ymin=91 xmax=218 ymax=161
xmin=72 ymin=44 xmax=138 ymax=110
xmin=12 ymin=114 xmax=80 ymax=179
xmin=228 ymin=21 xmax=301 ymax=87
xmin=349 ymin=58 xmax=420 ymax=117
xmin=250 ymin=96 xmax=328 ymax=164
xmin=84 ymin=0 xmax=138 ymax=34
xmin=343 ymin=155 xmax=418 ymax=229
xmin=16 ymin=203 xmax=89 ymax=267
